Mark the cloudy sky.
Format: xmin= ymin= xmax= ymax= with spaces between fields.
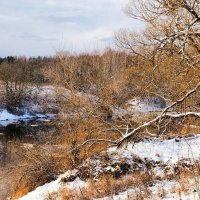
xmin=0 ymin=0 xmax=143 ymax=57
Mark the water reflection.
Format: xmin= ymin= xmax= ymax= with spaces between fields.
xmin=0 ymin=119 xmax=56 ymax=167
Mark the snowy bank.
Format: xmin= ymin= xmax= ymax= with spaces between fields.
xmin=18 ymin=135 xmax=200 ymax=200
xmin=18 ymin=170 xmax=88 ymax=200
xmin=0 ymin=109 xmax=52 ymax=127
xmin=109 ymin=135 xmax=200 ymax=164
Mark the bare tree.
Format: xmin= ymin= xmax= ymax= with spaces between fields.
xmin=112 ymin=0 xmax=200 ymax=145
xmin=117 ymin=0 xmax=200 ymax=68
xmin=0 ymin=59 xmax=33 ymax=111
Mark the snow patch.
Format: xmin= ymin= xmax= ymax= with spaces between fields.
xmin=95 ymin=179 xmax=198 ymax=200
xmin=18 ymin=170 xmax=87 ymax=200
xmin=0 ymin=109 xmax=49 ymax=127
xmin=109 ymin=135 xmax=200 ymax=164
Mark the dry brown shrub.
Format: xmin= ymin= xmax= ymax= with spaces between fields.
xmin=174 ymin=161 xmax=200 ymax=198
xmin=48 ymin=172 xmax=152 ymax=200
xmin=10 ymin=143 xmax=69 ymax=199
xmin=3 ymin=45 xmax=199 ymax=199
xmin=45 ymin=188 xmax=74 ymax=200
xmin=86 ymin=172 xmax=151 ymax=199
xmin=57 ymin=114 xmax=118 ymax=168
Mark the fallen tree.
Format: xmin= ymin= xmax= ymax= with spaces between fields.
xmin=74 ymin=0 xmax=200 ymax=149
xmin=73 ymin=81 xmax=200 ymax=149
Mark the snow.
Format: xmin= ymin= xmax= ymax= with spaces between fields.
xmin=10 ymin=87 xmax=200 ymax=200
xmin=0 ymin=110 xmax=30 ymax=121
xmin=18 ymin=170 xmax=88 ymax=200
xmin=127 ymin=97 xmax=166 ymax=113
xmin=0 ymin=110 xmax=34 ymax=126
xmin=0 ymin=86 xmax=60 ymax=126
xmin=18 ymin=135 xmax=200 ymax=200
xmin=112 ymin=97 xmax=167 ymax=119
xmin=94 ymin=189 xmax=142 ymax=200
xmin=148 ymin=179 xmax=199 ymax=200
xmin=109 ymin=135 xmax=200 ymax=164
xmin=0 ymin=109 xmax=50 ymax=127
xmin=97 ymin=190 xmax=129 ymax=200
xmin=95 ymin=179 xmax=199 ymax=200
xmin=0 ymin=85 xmax=105 ymax=126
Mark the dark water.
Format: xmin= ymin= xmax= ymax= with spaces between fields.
xmin=0 ymin=119 xmax=57 ymax=167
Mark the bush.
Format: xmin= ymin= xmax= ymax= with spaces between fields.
xmin=0 ymin=60 xmax=32 ymax=111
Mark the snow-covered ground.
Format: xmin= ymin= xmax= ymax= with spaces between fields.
xmin=127 ymin=96 xmax=166 ymax=112
xmin=0 ymin=85 xmax=168 ymax=127
xmin=18 ymin=170 xmax=88 ymax=200
xmin=0 ymin=109 xmax=50 ymax=126
xmin=2 ymin=86 xmax=199 ymax=199
xmin=112 ymin=96 xmax=167 ymax=119
xmin=0 ymin=85 xmax=99 ymax=127
xmin=18 ymin=135 xmax=200 ymax=200
xmin=0 ymin=86 xmax=57 ymax=126
xmin=95 ymin=179 xmax=199 ymax=200
xmin=109 ymin=135 xmax=200 ymax=164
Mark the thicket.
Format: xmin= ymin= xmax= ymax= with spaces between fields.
xmin=1 ymin=0 xmax=200 ymax=195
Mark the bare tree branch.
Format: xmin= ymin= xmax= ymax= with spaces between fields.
xmin=117 ymin=81 xmax=200 ymax=146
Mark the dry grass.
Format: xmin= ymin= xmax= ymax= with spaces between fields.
xmin=57 ymin=116 xmax=119 ymax=168
xmin=175 ymin=162 xmax=200 ymax=198
xmin=9 ymin=114 xmax=118 ymax=198
xmin=5 ymin=140 xmax=68 ymax=199
xmin=47 ymin=172 xmax=152 ymax=200
xmin=7 ymin=108 xmax=200 ymax=199
xmin=1 ymin=48 xmax=199 ymax=199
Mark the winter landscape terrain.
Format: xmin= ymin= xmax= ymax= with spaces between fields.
xmin=0 ymin=0 xmax=200 ymax=199
xmin=0 ymin=85 xmax=199 ymax=199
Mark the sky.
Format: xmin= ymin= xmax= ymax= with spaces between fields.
xmin=0 ymin=0 xmax=143 ymax=57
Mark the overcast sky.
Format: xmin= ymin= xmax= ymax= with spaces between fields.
xmin=0 ymin=0 xmax=143 ymax=57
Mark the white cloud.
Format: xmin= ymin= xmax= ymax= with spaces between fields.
xmin=0 ymin=0 xmax=143 ymax=56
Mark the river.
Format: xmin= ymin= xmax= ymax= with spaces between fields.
xmin=0 ymin=117 xmax=57 ymax=167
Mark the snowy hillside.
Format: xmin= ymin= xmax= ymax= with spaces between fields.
xmin=19 ymin=135 xmax=200 ymax=200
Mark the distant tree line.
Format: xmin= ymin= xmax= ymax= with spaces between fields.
xmin=0 ymin=56 xmax=54 ymax=84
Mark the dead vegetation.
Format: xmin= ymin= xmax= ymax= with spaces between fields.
xmin=0 ymin=0 xmax=199 ymax=199
xmin=4 ymin=48 xmax=200 ymax=198
xmin=45 ymin=160 xmax=200 ymax=200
